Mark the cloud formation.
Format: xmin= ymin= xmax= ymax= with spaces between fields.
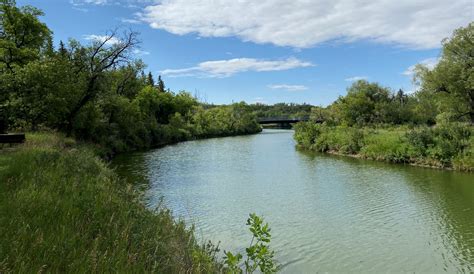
xmin=140 ymin=0 xmax=471 ymax=49
xmin=71 ymin=0 xmax=107 ymax=5
xmin=403 ymin=57 xmax=440 ymax=76
xmin=133 ymin=49 xmax=150 ymax=55
xmin=345 ymin=76 xmax=368 ymax=82
xmin=267 ymin=84 xmax=308 ymax=91
xmin=121 ymin=18 xmax=142 ymax=24
xmin=161 ymin=57 xmax=313 ymax=78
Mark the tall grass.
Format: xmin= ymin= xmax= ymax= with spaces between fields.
xmin=0 ymin=133 xmax=221 ymax=272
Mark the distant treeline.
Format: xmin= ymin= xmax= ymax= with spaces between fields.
xmin=295 ymin=22 xmax=474 ymax=171
xmin=205 ymin=102 xmax=313 ymax=119
xmin=0 ymin=1 xmax=261 ymax=155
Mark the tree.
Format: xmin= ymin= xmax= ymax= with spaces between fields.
xmin=309 ymin=106 xmax=335 ymax=124
xmin=157 ymin=75 xmax=165 ymax=92
xmin=0 ymin=0 xmax=51 ymax=72
xmin=415 ymin=23 xmax=474 ymax=123
xmin=0 ymin=0 xmax=52 ymax=132
xmin=146 ymin=71 xmax=154 ymax=87
xmin=332 ymin=80 xmax=392 ymax=125
xmin=58 ymin=40 xmax=68 ymax=57
xmin=63 ymin=30 xmax=139 ymax=135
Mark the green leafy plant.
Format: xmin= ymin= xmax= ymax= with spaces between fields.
xmin=224 ymin=213 xmax=278 ymax=273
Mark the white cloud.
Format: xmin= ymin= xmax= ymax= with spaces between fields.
xmin=72 ymin=6 xmax=89 ymax=12
xmin=403 ymin=57 xmax=440 ymax=76
xmin=140 ymin=0 xmax=471 ymax=49
xmin=121 ymin=18 xmax=142 ymax=24
xmin=71 ymin=0 xmax=108 ymax=5
xmin=345 ymin=76 xmax=368 ymax=82
xmin=161 ymin=57 xmax=313 ymax=78
xmin=83 ymin=34 xmax=121 ymax=46
xmin=267 ymin=84 xmax=308 ymax=91
xmin=133 ymin=49 xmax=150 ymax=55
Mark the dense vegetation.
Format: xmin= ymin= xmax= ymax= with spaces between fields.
xmin=0 ymin=133 xmax=223 ymax=272
xmin=295 ymin=23 xmax=474 ymax=171
xmin=0 ymin=0 xmax=261 ymax=157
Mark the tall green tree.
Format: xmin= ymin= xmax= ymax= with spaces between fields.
xmin=62 ymin=30 xmax=139 ymax=135
xmin=146 ymin=71 xmax=154 ymax=87
xmin=332 ymin=80 xmax=392 ymax=125
xmin=0 ymin=0 xmax=51 ymax=71
xmin=157 ymin=75 xmax=165 ymax=92
xmin=415 ymin=23 xmax=474 ymax=123
xmin=0 ymin=0 xmax=51 ymax=132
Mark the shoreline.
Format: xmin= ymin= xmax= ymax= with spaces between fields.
xmin=298 ymin=146 xmax=462 ymax=172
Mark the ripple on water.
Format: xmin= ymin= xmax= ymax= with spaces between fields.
xmin=113 ymin=130 xmax=474 ymax=273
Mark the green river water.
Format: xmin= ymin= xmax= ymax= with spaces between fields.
xmin=113 ymin=129 xmax=474 ymax=273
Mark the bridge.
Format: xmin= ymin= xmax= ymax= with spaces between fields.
xmin=257 ymin=116 xmax=309 ymax=128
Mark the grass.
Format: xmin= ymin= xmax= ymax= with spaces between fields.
xmin=0 ymin=132 xmax=221 ymax=272
xmin=294 ymin=123 xmax=474 ymax=171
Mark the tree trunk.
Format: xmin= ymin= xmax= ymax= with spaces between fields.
xmin=65 ymin=75 xmax=98 ymax=136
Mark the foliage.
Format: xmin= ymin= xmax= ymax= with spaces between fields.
xmin=415 ymin=23 xmax=474 ymax=123
xmin=224 ymin=214 xmax=278 ymax=274
xmin=237 ymin=103 xmax=313 ymax=119
xmin=300 ymin=24 xmax=473 ymax=128
xmin=0 ymin=1 xmax=261 ymax=154
xmin=0 ymin=0 xmax=52 ymax=71
xmin=331 ymin=80 xmax=392 ymax=126
xmin=294 ymin=123 xmax=364 ymax=154
xmin=0 ymin=133 xmax=222 ymax=272
xmin=295 ymin=123 xmax=474 ymax=170
xmin=0 ymin=0 xmax=52 ymax=132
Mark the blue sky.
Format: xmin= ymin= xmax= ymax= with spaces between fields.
xmin=18 ymin=0 xmax=472 ymax=106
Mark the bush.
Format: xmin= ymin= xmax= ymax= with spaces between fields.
xmin=294 ymin=123 xmax=364 ymax=154
xmin=360 ymin=131 xmax=416 ymax=163
xmin=293 ymin=122 xmax=321 ymax=149
xmin=405 ymin=126 xmax=434 ymax=157
xmin=429 ymin=123 xmax=472 ymax=163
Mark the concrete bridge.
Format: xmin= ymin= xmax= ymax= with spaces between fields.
xmin=257 ymin=116 xmax=309 ymax=128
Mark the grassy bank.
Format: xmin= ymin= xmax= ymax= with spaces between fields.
xmin=0 ymin=132 xmax=222 ymax=272
xmin=294 ymin=122 xmax=474 ymax=171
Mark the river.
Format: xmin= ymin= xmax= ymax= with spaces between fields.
xmin=112 ymin=129 xmax=474 ymax=273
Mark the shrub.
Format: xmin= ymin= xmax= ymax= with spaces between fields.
xmin=405 ymin=126 xmax=434 ymax=157
xmin=294 ymin=122 xmax=322 ymax=149
xmin=224 ymin=214 xmax=278 ymax=273
xmin=360 ymin=130 xmax=415 ymax=163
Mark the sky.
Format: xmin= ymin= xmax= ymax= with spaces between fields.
xmin=17 ymin=0 xmax=473 ymax=106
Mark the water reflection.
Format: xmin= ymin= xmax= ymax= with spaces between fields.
xmin=112 ymin=129 xmax=474 ymax=273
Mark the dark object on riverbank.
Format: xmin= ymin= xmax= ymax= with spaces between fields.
xmin=0 ymin=118 xmax=6 ymax=134
xmin=0 ymin=133 xmax=26 ymax=144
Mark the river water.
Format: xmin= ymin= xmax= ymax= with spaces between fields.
xmin=113 ymin=129 xmax=474 ymax=273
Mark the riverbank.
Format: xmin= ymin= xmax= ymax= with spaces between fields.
xmin=0 ymin=132 xmax=222 ymax=272
xmin=294 ymin=123 xmax=474 ymax=172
